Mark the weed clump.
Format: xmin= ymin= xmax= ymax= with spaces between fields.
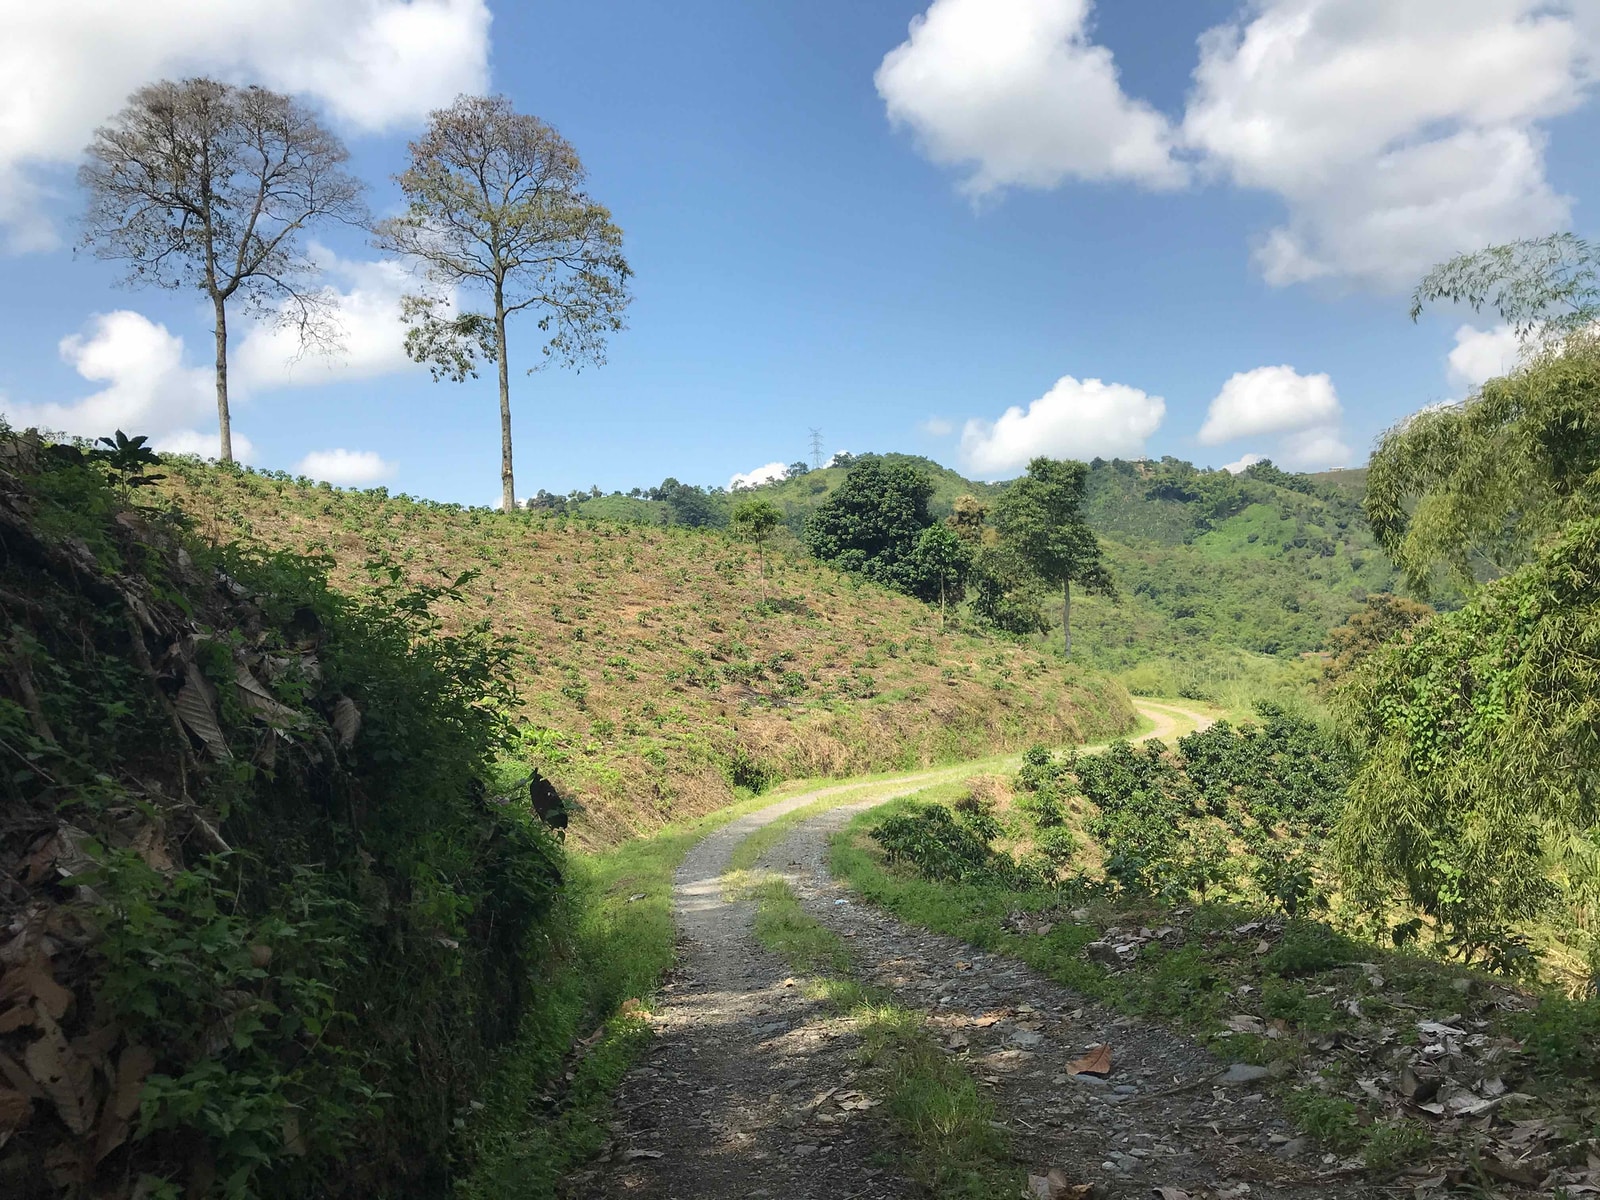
xmin=1509 ymin=994 xmax=1600 ymax=1079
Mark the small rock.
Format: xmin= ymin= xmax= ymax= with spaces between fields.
xmin=1276 ymin=1137 xmax=1311 ymax=1158
xmin=1009 ymin=1029 xmax=1045 ymax=1049
xmin=1218 ymin=1063 xmax=1272 ymax=1084
xmin=1085 ymin=940 xmax=1122 ymax=966
xmin=1113 ymin=1084 xmax=1138 ymax=1095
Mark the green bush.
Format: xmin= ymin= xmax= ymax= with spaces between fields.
xmin=1509 ymin=994 xmax=1600 ymax=1079
xmin=1286 ymin=1090 xmax=1364 ymax=1151
xmin=1264 ymin=921 xmax=1361 ymax=977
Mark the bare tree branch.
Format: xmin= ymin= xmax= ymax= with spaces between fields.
xmin=373 ymin=94 xmax=633 ymax=511
xmin=79 ymin=78 xmax=368 ymax=462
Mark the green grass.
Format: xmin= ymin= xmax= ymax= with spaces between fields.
xmin=740 ymin=874 xmax=1020 ymax=1199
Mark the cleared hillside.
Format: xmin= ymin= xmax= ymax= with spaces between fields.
xmin=160 ymin=460 xmax=1136 ymax=844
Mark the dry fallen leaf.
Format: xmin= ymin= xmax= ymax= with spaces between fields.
xmin=1026 ymin=1168 xmax=1092 ymax=1199
xmin=1067 ymin=1044 xmax=1113 ymax=1078
xmin=111 ymin=1045 xmax=154 ymax=1123
xmin=0 ymin=1087 xmax=31 ymax=1131
xmin=130 ymin=825 xmax=175 ymax=874
xmin=332 ymin=696 xmax=362 ymax=748
xmin=25 ymin=1018 xmax=96 ymax=1135
xmin=0 ymin=956 xmax=73 ymax=1022
xmin=176 ymin=665 xmax=232 ymax=761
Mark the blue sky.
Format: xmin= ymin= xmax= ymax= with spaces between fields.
xmin=1 ymin=1 xmax=1596 ymax=504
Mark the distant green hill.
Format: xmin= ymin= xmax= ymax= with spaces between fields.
xmin=567 ymin=452 xmax=1402 ymax=704
xmin=1069 ymin=457 xmax=1398 ymax=695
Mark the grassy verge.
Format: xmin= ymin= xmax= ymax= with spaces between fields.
xmin=457 ymin=789 xmax=800 ymax=1197
xmin=738 ymin=875 xmax=1020 ymax=1199
xmin=830 ymin=792 xmax=1600 ymax=1177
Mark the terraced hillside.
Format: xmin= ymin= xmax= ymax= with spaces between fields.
xmin=160 ymin=460 xmax=1136 ymax=844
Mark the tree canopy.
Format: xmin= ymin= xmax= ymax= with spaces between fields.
xmin=1365 ymin=344 xmax=1600 ymax=594
xmin=993 ymin=457 xmax=1113 ymax=653
xmin=374 ymin=95 xmax=632 ymax=511
xmin=1335 ymin=517 xmax=1600 ymax=972
xmin=802 ymin=457 xmax=935 ymax=590
xmin=79 ymin=78 xmax=366 ymax=462
xmin=1322 ymin=593 xmax=1434 ymax=683
xmin=1411 ymin=232 xmax=1599 ymax=342
xmin=1343 ymin=235 xmax=1600 ymax=978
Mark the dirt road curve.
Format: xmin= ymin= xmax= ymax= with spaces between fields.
xmin=571 ymin=702 xmax=1373 ymax=1200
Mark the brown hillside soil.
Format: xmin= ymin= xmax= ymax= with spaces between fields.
xmin=159 ymin=463 xmax=1135 ymax=843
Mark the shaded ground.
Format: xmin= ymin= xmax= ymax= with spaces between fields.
xmin=760 ymin=794 xmax=1378 ymax=1199
xmin=570 ymin=703 xmax=1377 ymax=1199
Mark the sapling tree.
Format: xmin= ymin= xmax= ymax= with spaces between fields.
xmin=375 ymin=95 xmax=633 ymax=511
xmin=731 ymin=498 xmax=781 ymax=598
xmin=905 ymin=523 xmax=973 ymax=628
xmin=80 ymin=79 xmax=367 ymax=462
xmin=993 ymin=457 xmax=1112 ymax=654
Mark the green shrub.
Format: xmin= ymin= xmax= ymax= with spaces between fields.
xmin=1509 ymin=994 xmax=1600 ymax=1079
xmin=1363 ymin=1121 xmax=1430 ymax=1171
xmin=1287 ymin=1090 xmax=1364 ymax=1151
xmin=1264 ymin=921 xmax=1361 ymax=977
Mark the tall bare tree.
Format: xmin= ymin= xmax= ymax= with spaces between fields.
xmin=375 ymin=95 xmax=633 ymax=511
xmin=79 ymin=78 xmax=367 ymax=462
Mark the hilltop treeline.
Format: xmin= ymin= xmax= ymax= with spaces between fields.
xmin=547 ymin=452 xmax=1399 ymax=693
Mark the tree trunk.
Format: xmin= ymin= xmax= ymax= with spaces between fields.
xmin=495 ymin=288 xmax=515 ymax=512
xmin=212 ymin=292 xmax=232 ymax=463
xmin=939 ymin=576 xmax=946 ymax=630
xmin=1062 ymin=578 xmax=1072 ymax=655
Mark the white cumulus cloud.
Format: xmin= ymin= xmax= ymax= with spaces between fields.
xmin=235 ymin=247 xmax=430 ymax=389
xmin=0 ymin=0 xmax=491 ymax=250
xmin=1447 ymin=323 xmax=1522 ymax=390
xmin=959 ymin=374 xmax=1166 ymax=477
xmin=729 ymin=461 xmax=789 ymax=489
xmin=1183 ymin=0 xmax=1594 ymax=290
xmin=875 ymin=0 xmax=1186 ymax=197
xmin=297 ymin=448 xmax=395 ymax=486
xmin=878 ymin=0 xmax=1598 ymax=290
xmin=1200 ymin=365 xmax=1349 ymax=469
xmin=1276 ymin=426 xmax=1352 ymax=471
xmin=1199 ymin=365 xmax=1340 ymax=444
xmin=1222 ymin=452 xmax=1266 ymax=474
xmin=0 ymin=310 xmax=252 ymax=459
xmin=919 ymin=416 xmax=954 ymax=437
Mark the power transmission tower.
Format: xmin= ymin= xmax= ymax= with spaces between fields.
xmin=809 ymin=428 xmax=824 ymax=470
